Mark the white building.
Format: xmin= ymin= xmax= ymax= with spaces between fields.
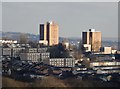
xmin=39 ymin=40 xmax=48 ymax=46
xmin=100 ymin=47 xmax=112 ymax=54
xmin=83 ymin=44 xmax=91 ymax=52
xmin=111 ymin=50 xmax=117 ymax=54
xmin=90 ymin=61 xmax=120 ymax=67
xmin=90 ymin=61 xmax=120 ymax=74
xmin=49 ymin=58 xmax=75 ymax=67
xmin=0 ymin=39 xmax=17 ymax=44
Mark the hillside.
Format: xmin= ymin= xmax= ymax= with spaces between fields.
xmin=1 ymin=31 xmax=39 ymax=42
xmin=0 ymin=31 xmax=118 ymax=49
xmin=2 ymin=76 xmax=120 ymax=87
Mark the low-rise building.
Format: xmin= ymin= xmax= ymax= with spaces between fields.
xmin=90 ymin=61 xmax=120 ymax=74
xmin=83 ymin=44 xmax=91 ymax=52
xmin=2 ymin=48 xmax=11 ymax=56
xmin=49 ymin=58 xmax=75 ymax=67
xmin=12 ymin=48 xmax=25 ymax=57
xmin=90 ymin=54 xmax=115 ymax=61
xmin=0 ymin=39 xmax=17 ymax=44
xmin=2 ymin=47 xmax=48 ymax=58
xmin=90 ymin=61 xmax=120 ymax=67
xmin=100 ymin=47 xmax=112 ymax=54
xmin=39 ymin=40 xmax=48 ymax=46
xmin=38 ymin=48 xmax=48 ymax=52
xmin=20 ymin=52 xmax=50 ymax=62
xmin=111 ymin=50 xmax=117 ymax=54
xmin=2 ymin=48 xmax=25 ymax=57
xmin=23 ymin=48 xmax=38 ymax=53
xmin=22 ymin=47 xmax=48 ymax=53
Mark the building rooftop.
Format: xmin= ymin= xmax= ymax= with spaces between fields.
xmin=82 ymin=29 xmax=101 ymax=32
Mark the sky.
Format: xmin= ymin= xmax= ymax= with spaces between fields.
xmin=0 ymin=2 xmax=1 ymax=31
xmin=2 ymin=2 xmax=118 ymax=38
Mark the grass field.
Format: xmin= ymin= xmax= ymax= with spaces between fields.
xmin=2 ymin=76 xmax=120 ymax=88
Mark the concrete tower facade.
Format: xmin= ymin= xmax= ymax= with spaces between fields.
xmin=82 ymin=29 xmax=101 ymax=52
xmin=39 ymin=21 xmax=59 ymax=46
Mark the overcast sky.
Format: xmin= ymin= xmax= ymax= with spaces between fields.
xmin=2 ymin=2 xmax=118 ymax=38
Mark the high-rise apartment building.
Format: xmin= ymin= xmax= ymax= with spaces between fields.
xmin=82 ymin=29 xmax=101 ymax=52
xmin=39 ymin=21 xmax=59 ymax=46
